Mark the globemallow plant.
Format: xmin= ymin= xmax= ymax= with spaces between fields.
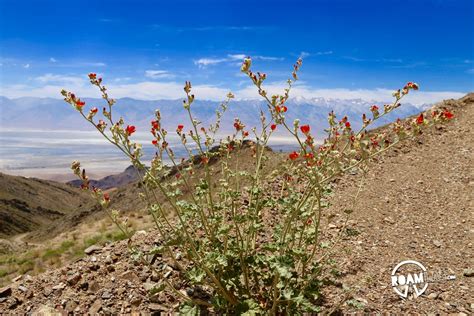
xmin=61 ymin=57 xmax=453 ymax=314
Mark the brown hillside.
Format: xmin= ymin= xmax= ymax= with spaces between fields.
xmin=0 ymin=94 xmax=472 ymax=314
xmin=0 ymin=173 xmax=93 ymax=239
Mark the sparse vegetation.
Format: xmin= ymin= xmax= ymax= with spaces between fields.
xmin=60 ymin=57 xmax=454 ymax=314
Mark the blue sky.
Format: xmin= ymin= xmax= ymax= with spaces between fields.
xmin=0 ymin=0 xmax=473 ymax=103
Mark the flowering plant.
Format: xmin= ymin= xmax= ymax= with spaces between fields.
xmin=62 ymin=59 xmax=453 ymax=314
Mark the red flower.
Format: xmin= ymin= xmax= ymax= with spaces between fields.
xmin=289 ymin=151 xmax=299 ymax=160
xmin=177 ymin=124 xmax=184 ymax=132
xmin=233 ymin=120 xmax=244 ymax=131
xmin=416 ymin=113 xmax=424 ymax=125
xmin=442 ymin=110 xmax=454 ymax=119
xmin=125 ymin=125 xmax=136 ymax=136
xmin=152 ymin=139 xmax=158 ymax=145
xmin=270 ymin=124 xmax=277 ymax=131
xmin=103 ymin=193 xmax=110 ymax=202
xmin=88 ymin=73 xmax=97 ymax=80
xmin=370 ymin=105 xmax=379 ymax=112
xmin=276 ymin=105 xmax=288 ymax=113
xmin=345 ymin=121 xmax=351 ymax=128
xmin=406 ymin=82 xmax=419 ymax=90
xmin=243 ymin=131 xmax=249 ymax=137
xmin=300 ymin=125 xmax=310 ymax=134
xmin=304 ymin=152 xmax=314 ymax=160
xmin=75 ymin=100 xmax=86 ymax=108
xmin=151 ymin=120 xmax=159 ymax=129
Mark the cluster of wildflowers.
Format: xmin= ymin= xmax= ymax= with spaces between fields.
xmin=63 ymin=59 xmax=453 ymax=314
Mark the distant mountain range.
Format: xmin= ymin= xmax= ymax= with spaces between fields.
xmin=67 ymin=165 xmax=140 ymax=190
xmin=0 ymin=96 xmax=428 ymax=135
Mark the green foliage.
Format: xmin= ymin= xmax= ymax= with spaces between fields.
xmin=63 ymin=57 xmax=449 ymax=314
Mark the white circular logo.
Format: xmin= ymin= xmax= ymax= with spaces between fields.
xmin=391 ymin=260 xmax=428 ymax=298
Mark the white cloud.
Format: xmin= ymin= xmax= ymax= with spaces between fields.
xmin=35 ymin=73 xmax=85 ymax=86
xmin=466 ymin=68 xmax=474 ymax=74
xmin=194 ymin=54 xmax=283 ymax=68
xmin=194 ymin=58 xmax=228 ymax=68
xmin=23 ymin=64 xmax=30 ymax=69
xmin=144 ymin=70 xmax=174 ymax=79
xmin=49 ymin=57 xmax=57 ymax=63
xmin=315 ymin=51 xmax=333 ymax=56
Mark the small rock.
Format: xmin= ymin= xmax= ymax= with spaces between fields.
xmin=43 ymin=287 xmax=52 ymax=297
xmin=52 ymin=283 xmax=66 ymax=291
xmin=328 ymin=223 xmax=338 ymax=229
xmin=89 ymin=281 xmax=100 ymax=293
xmin=84 ymin=245 xmax=102 ymax=255
xmin=17 ymin=285 xmax=27 ymax=293
xmin=389 ymin=179 xmax=395 ymax=182
xmin=101 ymin=291 xmax=113 ymax=299
xmin=149 ymin=303 xmax=167 ymax=312
xmin=65 ymin=300 xmax=77 ymax=311
xmin=130 ymin=297 xmax=142 ymax=306
xmin=121 ymin=271 xmax=139 ymax=282
xmin=90 ymin=256 xmax=97 ymax=262
xmin=89 ymin=299 xmax=102 ymax=314
xmin=428 ymin=292 xmax=439 ymax=299
xmin=104 ymin=255 xmax=113 ymax=264
xmin=0 ymin=286 xmax=12 ymax=298
xmin=433 ymin=240 xmax=442 ymax=248
xmin=12 ymin=275 xmax=22 ymax=282
xmin=67 ymin=273 xmax=81 ymax=285
xmin=143 ymin=282 xmax=155 ymax=291
xmin=417 ymin=180 xmax=424 ymax=184
xmin=383 ymin=217 xmax=395 ymax=224
xmin=463 ymin=269 xmax=474 ymax=277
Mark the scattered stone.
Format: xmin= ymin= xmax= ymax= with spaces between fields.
xmin=104 ymin=255 xmax=113 ymax=264
xmin=65 ymin=300 xmax=78 ymax=312
xmin=428 ymin=292 xmax=439 ymax=299
xmin=149 ymin=303 xmax=168 ymax=312
xmin=463 ymin=269 xmax=474 ymax=277
xmin=12 ymin=275 xmax=22 ymax=282
xmin=433 ymin=240 xmax=442 ymax=247
xmin=0 ymin=286 xmax=12 ymax=298
xmin=143 ymin=282 xmax=155 ymax=291
xmin=43 ymin=287 xmax=52 ymax=297
xmin=101 ymin=291 xmax=113 ymax=299
xmin=383 ymin=217 xmax=395 ymax=224
xmin=121 ymin=271 xmax=140 ymax=282
xmin=17 ymin=286 xmax=27 ymax=293
xmin=67 ymin=273 xmax=81 ymax=285
xmin=88 ymin=281 xmax=100 ymax=293
xmin=89 ymin=299 xmax=102 ymax=314
xmin=52 ymin=283 xmax=66 ymax=291
xmin=84 ymin=245 xmax=102 ymax=255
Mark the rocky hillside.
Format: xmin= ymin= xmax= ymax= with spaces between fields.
xmin=0 ymin=173 xmax=93 ymax=239
xmin=0 ymin=94 xmax=472 ymax=314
